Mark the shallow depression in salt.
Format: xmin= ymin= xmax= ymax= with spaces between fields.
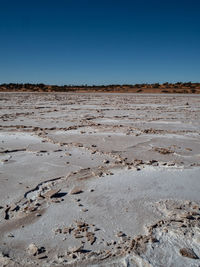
xmin=0 ymin=132 xmax=41 ymax=147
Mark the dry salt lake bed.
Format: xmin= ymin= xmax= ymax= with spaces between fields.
xmin=0 ymin=92 xmax=200 ymax=266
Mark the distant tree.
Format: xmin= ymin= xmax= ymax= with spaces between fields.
xmin=175 ymin=82 xmax=182 ymax=85
xmin=184 ymin=82 xmax=192 ymax=87
xmin=153 ymin=83 xmax=160 ymax=88
xmin=134 ymin=84 xmax=140 ymax=88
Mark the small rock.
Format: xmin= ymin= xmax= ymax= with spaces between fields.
xmin=27 ymin=206 xmax=38 ymax=212
xmin=0 ymin=252 xmax=12 ymax=265
xmin=85 ymin=232 xmax=96 ymax=244
xmin=186 ymin=215 xmax=195 ymax=220
xmin=55 ymin=228 xmax=62 ymax=234
xmin=63 ymin=227 xmax=74 ymax=234
xmin=74 ymin=233 xmax=84 ymax=239
xmin=27 ymin=243 xmax=39 ymax=256
xmin=51 ymin=198 xmax=61 ymax=203
xmin=82 ymin=208 xmax=88 ymax=212
xmin=149 ymin=160 xmax=158 ymax=165
xmin=43 ymin=188 xmax=61 ymax=199
xmin=76 ymin=221 xmax=88 ymax=228
xmin=70 ymin=186 xmax=83 ymax=195
xmin=69 ymin=245 xmax=84 ymax=253
xmin=8 ymin=233 xmax=14 ymax=238
xmin=180 ymin=248 xmax=199 ymax=259
xmin=167 ymin=162 xmax=175 ymax=166
xmin=116 ymin=231 xmax=126 ymax=237
xmin=71 ymin=253 xmax=77 ymax=259
xmin=98 ymin=171 xmax=104 ymax=177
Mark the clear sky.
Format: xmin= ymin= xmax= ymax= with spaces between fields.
xmin=0 ymin=0 xmax=199 ymax=85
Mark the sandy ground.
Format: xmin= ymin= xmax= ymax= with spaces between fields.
xmin=0 ymin=92 xmax=200 ymax=266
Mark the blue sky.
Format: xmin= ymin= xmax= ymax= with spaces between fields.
xmin=0 ymin=0 xmax=199 ymax=85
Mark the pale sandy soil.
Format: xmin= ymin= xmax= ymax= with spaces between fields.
xmin=0 ymin=93 xmax=200 ymax=266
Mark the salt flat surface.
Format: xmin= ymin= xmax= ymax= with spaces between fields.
xmin=0 ymin=92 xmax=200 ymax=266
